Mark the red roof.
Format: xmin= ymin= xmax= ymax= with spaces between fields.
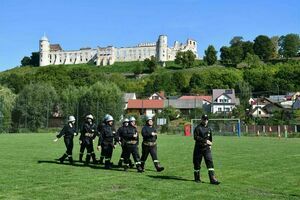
xmin=127 ymin=99 xmax=164 ymax=109
xmin=179 ymin=96 xmax=212 ymax=103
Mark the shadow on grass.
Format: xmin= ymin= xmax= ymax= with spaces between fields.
xmin=147 ymin=175 xmax=193 ymax=182
xmin=37 ymin=160 xmax=137 ymax=173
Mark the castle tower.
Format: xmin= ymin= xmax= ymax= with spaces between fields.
xmin=39 ymin=35 xmax=50 ymax=66
xmin=187 ymin=39 xmax=198 ymax=58
xmin=156 ymin=35 xmax=168 ymax=63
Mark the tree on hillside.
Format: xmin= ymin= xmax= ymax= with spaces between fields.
xmin=279 ymin=33 xmax=300 ymax=58
xmin=175 ymin=50 xmax=196 ymax=68
xmin=21 ymin=52 xmax=40 ymax=67
xmin=144 ymin=56 xmax=157 ymax=73
xmin=270 ymin=36 xmax=280 ymax=58
xmin=0 ymin=85 xmax=16 ymax=132
xmin=30 ymin=52 xmax=40 ymax=66
xmin=253 ymin=35 xmax=275 ymax=60
xmin=133 ymin=63 xmax=143 ymax=77
xmin=21 ymin=56 xmax=31 ymax=67
xmin=12 ymin=83 xmax=58 ymax=131
xmin=230 ymin=36 xmax=243 ymax=46
xmin=204 ymin=45 xmax=217 ymax=65
xmin=79 ymin=82 xmax=124 ymax=121
xmin=220 ymin=46 xmax=232 ymax=66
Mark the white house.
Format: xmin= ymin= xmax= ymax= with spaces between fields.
xmin=211 ymin=89 xmax=240 ymax=113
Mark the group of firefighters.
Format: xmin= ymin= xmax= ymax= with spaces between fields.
xmin=54 ymin=113 xmax=220 ymax=184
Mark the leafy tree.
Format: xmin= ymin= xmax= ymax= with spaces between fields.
xmin=239 ymin=53 xmax=262 ymax=68
xmin=21 ymin=56 xmax=31 ymax=66
xmin=144 ymin=56 xmax=157 ymax=73
xmin=204 ymin=45 xmax=217 ymax=65
xmin=220 ymin=46 xmax=232 ymax=66
xmin=175 ymin=50 xmax=196 ymax=68
xmin=80 ymin=82 xmax=124 ymax=122
xmin=230 ymin=36 xmax=243 ymax=46
xmin=279 ymin=33 xmax=300 ymax=58
xmin=30 ymin=52 xmax=40 ymax=66
xmin=156 ymin=106 xmax=181 ymax=121
xmin=253 ymin=35 xmax=274 ymax=60
xmin=0 ymin=86 xmax=16 ymax=132
xmin=13 ymin=83 xmax=58 ymax=131
xmin=172 ymin=71 xmax=190 ymax=93
xmin=270 ymin=36 xmax=280 ymax=58
xmin=236 ymin=81 xmax=252 ymax=107
xmin=133 ymin=63 xmax=143 ymax=76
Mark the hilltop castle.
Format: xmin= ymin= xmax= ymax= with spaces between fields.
xmin=39 ymin=35 xmax=198 ymax=66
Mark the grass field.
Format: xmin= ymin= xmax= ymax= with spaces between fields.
xmin=0 ymin=134 xmax=299 ymax=200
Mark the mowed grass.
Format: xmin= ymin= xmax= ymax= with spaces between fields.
xmin=0 ymin=134 xmax=299 ymax=200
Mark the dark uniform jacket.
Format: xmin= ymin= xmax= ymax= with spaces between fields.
xmin=122 ymin=125 xmax=139 ymax=144
xmin=141 ymin=125 xmax=157 ymax=143
xmin=80 ymin=122 xmax=97 ymax=141
xmin=194 ymin=123 xmax=212 ymax=149
xmin=98 ymin=124 xmax=115 ymax=146
xmin=116 ymin=125 xmax=127 ymax=145
xmin=57 ymin=123 xmax=76 ymax=139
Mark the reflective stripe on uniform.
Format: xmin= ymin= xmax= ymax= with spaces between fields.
xmin=208 ymin=168 xmax=214 ymax=171
xmin=153 ymin=160 xmax=159 ymax=163
xmin=194 ymin=170 xmax=200 ymax=172
xmin=135 ymin=162 xmax=141 ymax=165
xmin=105 ymin=158 xmax=111 ymax=161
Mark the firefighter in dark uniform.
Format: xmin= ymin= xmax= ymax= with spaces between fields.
xmin=193 ymin=114 xmax=220 ymax=184
xmin=140 ymin=116 xmax=164 ymax=172
xmin=121 ymin=116 xmax=143 ymax=172
xmin=79 ymin=114 xmax=96 ymax=162
xmin=97 ymin=114 xmax=109 ymax=164
xmin=116 ymin=118 xmax=134 ymax=168
xmin=97 ymin=115 xmax=116 ymax=169
xmin=54 ymin=116 xmax=77 ymax=164
xmin=80 ymin=114 xmax=98 ymax=165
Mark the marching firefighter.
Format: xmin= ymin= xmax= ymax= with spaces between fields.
xmin=140 ymin=116 xmax=164 ymax=172
xmin=97 ymin=115 xmax=116 ymax=169
xmin=193 ymin=114 xmax=220 ymax=184
xmin=97 ymin=114 xmax=109 ymax=164
xmin=80 ymin=114 xmax=98 ymax=165
xmin=54 ymin=116 xmax=77 ymax=164
xmin=116 ymin=118 xmax=134 ymax=168
xmin=121 ymin=116 xmax=143 ymax=172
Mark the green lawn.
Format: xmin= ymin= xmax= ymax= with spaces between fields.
xmin=0 ymin=134 xmax=299 ymax=200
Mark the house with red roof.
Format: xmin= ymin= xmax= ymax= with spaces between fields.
xmin=127 ymin=99 xmax=164 ymax=117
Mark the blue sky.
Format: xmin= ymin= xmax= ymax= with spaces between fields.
xmin=0 ymin=0 xmax=299 ymax=71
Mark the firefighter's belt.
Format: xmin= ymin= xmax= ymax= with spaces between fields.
xmin=85 ymin=133 xmax=94 ymax=137
xmin=143 ymin=141 xmax=157 ymax=146
xmin=126 ymin=140 xmax=137 ymax=145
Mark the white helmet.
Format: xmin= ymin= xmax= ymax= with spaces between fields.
xmin=86 ymin=114 xmax=94 ymax=120
xmin=145 ymin=116 xmax=152 ymax=122
xmin=106 ymin=115 xmax=114 ymax=122
xmin=129 ymin=116 xmax=136 ymax=122
xmin=123 ymin=118 xmax=129 ymax=123
xmin=68 ymin=116 xmax=76 ymax=122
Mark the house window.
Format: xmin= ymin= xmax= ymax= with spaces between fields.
xmin=225 ymin=108 xmax=230 ymax=112
xmin=152 ymin=110 xmax=155 ymax=114
xmin=258 ymin=111 xmax=261 ymax=115
xmin=218 ymin=108 xmax=222 ymax=112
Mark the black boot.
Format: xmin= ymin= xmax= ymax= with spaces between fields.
xmin=118 ymin=158 xmax=124 ymax=167
xmin=91 ymin=153 xmax=98 ymax=164
xmin=59 ymin=153 xmax=68 ymax=164
xmin=209 ymin=170 xmax=220 ymax=185
xmin=99 ymin=156 xmax=104 ymax=165
xmin=105 ymin=159 xmax=112 ymax=169
xmin=79 ymin=153 xmax=84 ymax=162
xmin=136 ymin=163 xmax=144 ymax=173
xmin=154 ymin=162 xmax=164 ymax=172
xmin=85 ymin=154 xmax=91 ymax=165
xmin=194 ymin=171 xmax=201 ymax=183
xmin=124 ymin=164 xmax=129 ymax=171
xmin=129 ymin=159 xmax=134 ymax=168
xmin=68 ymin=155 xmax=74 ymax=164
xmin=140 ymin=162 xmax=145 ymax=172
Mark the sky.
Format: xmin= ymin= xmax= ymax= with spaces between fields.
xmin=0 ymin=0 xmax=299 ymax=71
